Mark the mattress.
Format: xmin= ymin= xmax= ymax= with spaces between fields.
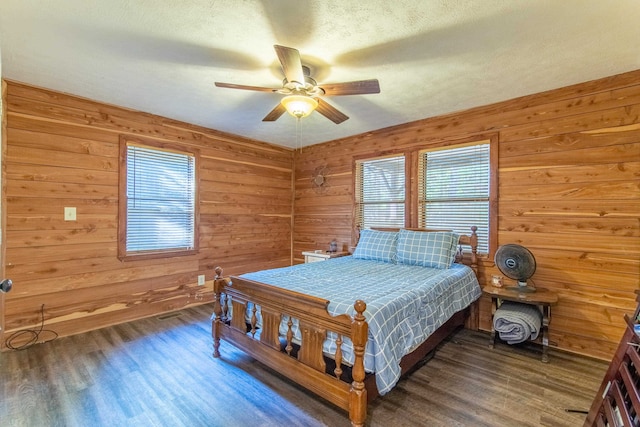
xmin=236 ymin=256 xmax=481 ymax=395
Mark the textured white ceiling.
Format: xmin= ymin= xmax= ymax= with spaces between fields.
xmin=1 ymin=0 xmax=639 ymax=148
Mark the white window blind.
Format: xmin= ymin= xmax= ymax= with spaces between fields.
xmin=126 ymin=144 xmax=196 ymax=253
xmin=355 ymin=155 xmax=405 ymax=228
xmin=418 ymin=143 xmax=490 ymax=253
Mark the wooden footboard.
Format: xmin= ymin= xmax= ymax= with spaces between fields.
xmin=212 ymin=266 xmax=369 ymax=427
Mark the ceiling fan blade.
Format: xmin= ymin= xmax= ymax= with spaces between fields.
xmin=320 ymin=79 xmax=381 ymax=96
xmin=262 ymin=103 xmax=287 ymax=122
xmin=316 ymin=99 xmax=349 ymax=124
xmin=215 ymin=82 xmax=278 ymax=93
xmin=274 ymin=45 xmax=305 ymax=86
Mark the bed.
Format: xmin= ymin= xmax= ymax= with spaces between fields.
xmin=211 ymin=227 xmax=481 ymax=426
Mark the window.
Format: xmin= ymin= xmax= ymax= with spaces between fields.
xmin=118 ymin=137 xmax=199 ymax=260
xmin=418 ymin=139 xmax=496 ymax=255
xmin=355 ymin=155 xmax=405 ymax=229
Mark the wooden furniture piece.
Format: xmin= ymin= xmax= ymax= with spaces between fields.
xmin=584 ymin=290 xmax=640 ymax=427
xmin=483 ymin=285 xmax=558 ymax=362
xmin=212 ymin=228 xmax=479 ymax=427
xmin=302 ymin=250 xmax=350 ymax=263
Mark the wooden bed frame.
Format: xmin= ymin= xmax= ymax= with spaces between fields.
xmin=212 ymin=227 xmax=479 ymax=426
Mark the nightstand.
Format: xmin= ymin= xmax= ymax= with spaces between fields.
xmin=302 ymin=251 xmax=349 ymax=263
xmin=483 ymin=285 xmax=558 ymax=362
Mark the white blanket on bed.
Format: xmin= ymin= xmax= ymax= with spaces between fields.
xmin=493 ymin=301 xmax=542 ymax=344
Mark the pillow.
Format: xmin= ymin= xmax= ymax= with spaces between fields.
xmin=352 ymin=229 xmax=398 ymax=263
xmin=396 ymin=229 xmax=459 ymax=269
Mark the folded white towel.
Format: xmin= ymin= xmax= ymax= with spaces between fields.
xmin=493 ymin=301 xmax=542 ymax=344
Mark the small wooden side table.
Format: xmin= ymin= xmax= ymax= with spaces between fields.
xmin=483 ymin=285 xmax=558 ymax=362
xmin=302 ymin=250 xmax=349 ymax=263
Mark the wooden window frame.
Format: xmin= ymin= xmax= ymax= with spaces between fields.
xmin=118 ymin=135 xmax=200 ymax=261
xmin=352 ymin=135 xmax=498 ymax=259
xmin=416 ymin=135 xmax=498 ymax=258
xmin=353 ymin=151 xmax=410 ymax=231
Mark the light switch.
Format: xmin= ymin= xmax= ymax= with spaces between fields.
xmin=64 ymin=207 xmax=76 ymax=221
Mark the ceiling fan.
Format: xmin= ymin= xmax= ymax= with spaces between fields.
xmin=215 ymin=45 xmax=380 ymax=124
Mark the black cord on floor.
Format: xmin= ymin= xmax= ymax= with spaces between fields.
xmin=5 ymin=304 xmax=58 ymax=350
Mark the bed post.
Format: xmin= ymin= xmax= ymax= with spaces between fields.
xmin=212 ymin=266 xmax=225 ymax=358
xmin=467 ymin=227 xmax=479 ymax=330
xmin=469 ymin=226 xmax=478 ymax=274
xmin=349 ymin=300 xmax=368 ymax=427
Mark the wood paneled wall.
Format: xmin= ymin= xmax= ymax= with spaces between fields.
xmin=1 ymin=81 xmax=293 ymax=347
xmin=2 ymin=69 xmax=638 ymax=360
xmin=293 ymin=69 xmax=640 ymax=360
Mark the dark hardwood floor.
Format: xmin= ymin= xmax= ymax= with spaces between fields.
xmin=1 ymin=304 xmax=607 ymax=426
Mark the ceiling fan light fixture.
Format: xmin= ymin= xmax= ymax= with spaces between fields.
xmin=281 ymin=95 xmax=318 ymax=118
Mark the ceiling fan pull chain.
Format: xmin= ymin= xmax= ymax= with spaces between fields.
xmin=296 ymin=117 xmax=302 ymax=152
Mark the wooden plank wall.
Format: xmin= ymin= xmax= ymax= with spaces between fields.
xmin=293 ymin=69 xmax=640 ymax=360
xmin=2 ymin=70 xmax=638 ymax=360
xmin=1 ymin=80 xmax=293 ymax=346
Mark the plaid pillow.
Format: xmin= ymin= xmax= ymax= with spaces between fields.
xmin=352 ymin=229 xmax=398 ymax=263
xmin=396 ymin=229 xmax=459 ymax=269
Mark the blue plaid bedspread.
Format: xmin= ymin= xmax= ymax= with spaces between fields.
xmin=239 ymin=256 xmax=481 ymax=395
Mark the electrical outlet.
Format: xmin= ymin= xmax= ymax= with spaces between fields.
xmin=64 ymin=207 xmax=76 ymax=221
xmin=197 ymin=275 xmax=205 ymax=286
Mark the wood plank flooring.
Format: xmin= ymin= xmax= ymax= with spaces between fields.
xmin=0 ymin=304 xmax=607 ymax=426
